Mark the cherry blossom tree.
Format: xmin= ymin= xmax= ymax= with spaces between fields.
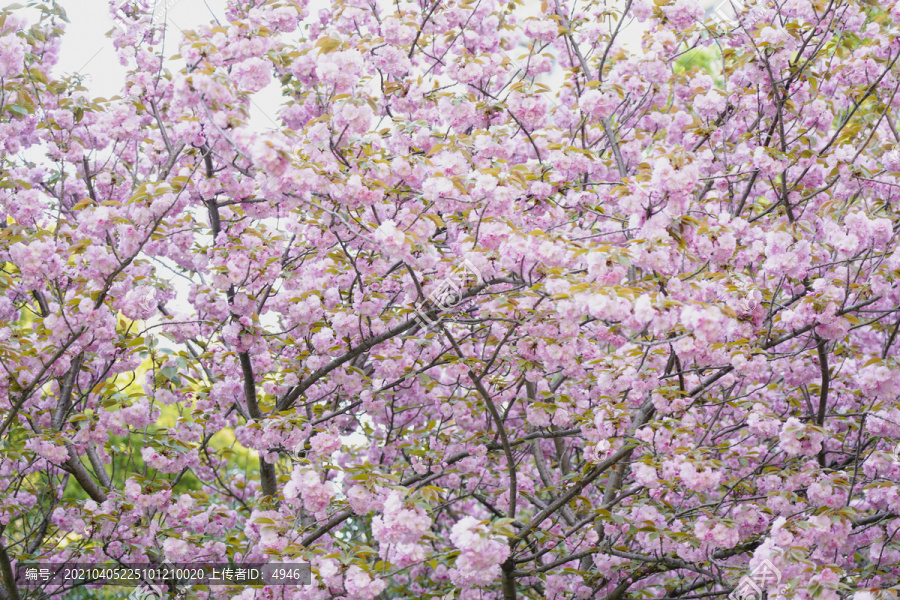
xmin=2 ymin=0 xmax=900 ymax=599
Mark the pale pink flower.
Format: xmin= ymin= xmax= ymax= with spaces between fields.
xmin=449 ymin=517 xmax=510 ymax=587
xmin=10 ymin=240 xmax=61 ymax=280
xmin=162 ymin=537 xmax=193 ymax=562
xmin=381 ymin=16 xmax=416 ymax=45
xmin=121 ymin=286 xmax=158 ymax=320
xmin=231 ymin=57 xmax=272 ymax=92
xmin=523 ymin=18 xmax=557 ymax=42
xmin=579 ymin=89 xmax=618 ymax=120
xmin=284 ymin=466 xmax=335 ymax=512
xmin=317 ymin=49 xmax=364 ymax=92
xmin=694 ymin=90 xmax=726 ymax=119
xmin=779 ymin=417 xmax=824 ymax=457
xmin=633 ymin=294 xmax=657 ymax=326
xmin=30 ymin=440 xmax=69 ymax=465
xmin=309 ymin=431 xmax=341 ymax=458
xmin=347 ymin=485 xmax=377 ymax=515
xmin=344 ymin=565 xmax=386 ymax=600
xmin=372 ymin=491 xmax=431 ymax=546
xmin=0 ymin=34 xmax=26 ymax=78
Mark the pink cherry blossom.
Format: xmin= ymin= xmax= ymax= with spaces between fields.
xmin=449 ymin=517 xmax=510 ymax=587
xmin=4 ymin=1 xmax=900 ymax=598
xmin=0 ymin=33 xmax=26 ymax=78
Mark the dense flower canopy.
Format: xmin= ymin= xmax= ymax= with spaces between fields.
xmin=1 ymin=0 xmax=900 ymax=599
